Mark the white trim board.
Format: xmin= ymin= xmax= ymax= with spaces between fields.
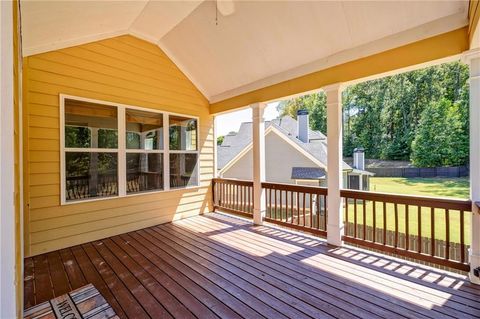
xmin=0 ymin=0 xmax=18 ymax=317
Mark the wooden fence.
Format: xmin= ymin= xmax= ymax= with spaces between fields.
xmin=368 ymin=166 xmax=469 ymax=178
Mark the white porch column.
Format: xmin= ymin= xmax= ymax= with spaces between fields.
xmin=465 ymin=48 xmax=480 ymax=284
xmin=0 ymin=1 xmax=17 ymax=317
xmin=325 ymin=84 xmax=344 ymax=246
xmin=252 ymin=103 xmax=266 ymax=225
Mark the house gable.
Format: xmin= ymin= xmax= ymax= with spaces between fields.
xmin=221 ymin=127 xmax=322 ymax=183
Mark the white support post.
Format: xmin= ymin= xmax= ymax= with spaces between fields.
xmin=325 ymin=84 xmax=344 ymax=246
xmin=464 ymin=48 xmax=480 ymax=284
xmin=0 ymin=1 xmax=18 ymax=317
xmin=252 ymin=103 xmax=266 ymax=225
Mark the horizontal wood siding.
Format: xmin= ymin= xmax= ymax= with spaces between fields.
xmin=23 ymin=35 xmax=214 ymax=256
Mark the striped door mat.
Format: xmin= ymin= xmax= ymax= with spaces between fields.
xmin=24 ymin=284 xmax=118 ymax=319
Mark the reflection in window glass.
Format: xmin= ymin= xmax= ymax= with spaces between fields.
xmin=98 ymin=129 xmax=118 ymax=148
xmin=65 ymin=126 xmax=91 ymax=148
xmin=169 ymin=153 xmax=198 ymax=188
xmin=65 ymin=99 xmax=118 ymax=148
xmin=126 ymin=153 xmax=163 ymax=194
xmin=169 ymin=115 xmax=197 ymax=151
xmin=65 ymin=152 xmax=118 ymax=201
xmin=126 ymin=109 xmax=163 ymax=150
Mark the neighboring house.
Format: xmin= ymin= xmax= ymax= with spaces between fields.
xmin=218 ymin=110 xmax=373 ymax=190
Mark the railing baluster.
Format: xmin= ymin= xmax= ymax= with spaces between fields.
xmin=354 ymin=198 xmax=358 ymax=239
xmin=372 ymin=200 xmax=376 ymax=243
xmin=431 ymin=207 xmax=435 ymax=257
xmin=363 ymin=199 xmax=367 ymax=240
xmin=316 ymin=194 xmax=320 ymax=230
xmin=405 ymin=205 xmax=409 ymax=251
xmin=303 ymin=192 xmax=306 ymax=227
xmin=345 ymin=197 xmax=349 ymax=236
xmin=269 ymin=186 xmax=272 ymax=216
xmin=394 ymin=203 xmax=398 ymax=248
xmin=383 ymin=202 xmax=387 ymax=245
xmin=445 ymin=209 xmax=450 ymax=260
xmin=418 ymin=205 xmax=422 ymax=254
xmin=274 ymin=189 xmax=278 ymax=220
xmin=280 ymin=190 xmax=283 ymax=221
xmin=310 ymin=193 xmax=313 ymax=228
xmin=323 ymin=195 xmax=327 ymax=231
xmin=291 ymin=191 xmax=294 ymax=224
xmin=460 ymin=210 xmax=465 ymax=263
xmin=264 ymin=187 xmax=268 ymax=217
xmin=297 ymin=192 xmax=300 ymax=226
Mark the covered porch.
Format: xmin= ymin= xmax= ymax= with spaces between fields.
xmin=24 ymin=213 xmax=480 ymax=318
xmin=1 ymin=0 xmax=480 ymax=318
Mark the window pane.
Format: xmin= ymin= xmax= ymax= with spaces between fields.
xmin=65 ymin=99 xmax=118 ymax=148
xmin=126 ymin=153 xmax=164 ymax=194
xmin=65 ymin=126 xmax=91 ymax=148
xmin=169 ymin=115 xmax=197 ymax=151
xmin=170 ymin=153 xmax=198 ymax=188
xmin=65 ymin=152 xmax=118 ymax=201
xmin=126 ymin=109 xmax=163 ymax=150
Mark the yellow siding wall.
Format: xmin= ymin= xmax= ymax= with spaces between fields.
xmin=23 ymin=35 xmax=214 ymax=256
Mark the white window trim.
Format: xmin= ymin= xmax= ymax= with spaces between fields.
xmin=60 ymin=94 xmax=200 ymax=205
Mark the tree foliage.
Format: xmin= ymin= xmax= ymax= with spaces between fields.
xmin=277 ymin=61 xmax=470 ymax=167
xmin=277 ymin=92 xmax=327 ymax=134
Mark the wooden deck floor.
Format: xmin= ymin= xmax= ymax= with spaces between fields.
xmin=24 ymin=213 xmax=480 ymax=319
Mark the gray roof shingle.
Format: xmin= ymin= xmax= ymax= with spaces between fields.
xmin=291 ymin=167 xmax=326 ymax=180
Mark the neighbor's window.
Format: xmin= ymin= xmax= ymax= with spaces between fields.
xmin=64 ymin=100 xmax=119 ymax=201
xmin=62 ymin=97 xmax=200 ymax=203
xmin=169 ymin=115 xmax=199 ymax=188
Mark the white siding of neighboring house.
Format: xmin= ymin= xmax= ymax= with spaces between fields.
xmin=221 ymin=131 xmax=323 ymax=183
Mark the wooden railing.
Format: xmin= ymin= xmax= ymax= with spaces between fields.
xmin=212 ymin=178 xmax=472 ymax=271
xmin=341 ymin=189 xmax=472 ymax=271
xmin=212 ymin=178 xmax=254 ymax=218
xmin=263 ymin=182 xmax=328 ymax=237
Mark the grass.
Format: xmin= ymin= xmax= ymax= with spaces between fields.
xmin=346 ymin=177 xmax=471 ymax=244
xmin=369 ymin=177 xmax=470 ymax=199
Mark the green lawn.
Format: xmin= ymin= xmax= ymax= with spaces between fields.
xmin=345 ymin=177 xmax=471 ymax=244
xmin=369 ymin=177 xmax=470 ymax=199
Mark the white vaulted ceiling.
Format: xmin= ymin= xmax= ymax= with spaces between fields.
xmin=21 ymin=0 xmax=469 ymax=102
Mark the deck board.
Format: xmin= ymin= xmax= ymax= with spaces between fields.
xmin=25 ymin=213 xmax=480 ymax=319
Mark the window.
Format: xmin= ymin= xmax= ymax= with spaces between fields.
xmin=169 ymin=116 xmax=199 ymax=189
xmin=61 ymin=96 xmax=200 ymax=204
xmin=64 ymin=100 xmax=118 ymax=201
xmin=126 ymin=109 xmax=164 ymax=194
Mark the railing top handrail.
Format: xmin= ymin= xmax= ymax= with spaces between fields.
xmin=341 ymin=188 xmax=472 ymax=211
xmin=262 ymin=181 xmax=328 ymax=194
xmin=213 ymin=178 xmax=253 ymax=186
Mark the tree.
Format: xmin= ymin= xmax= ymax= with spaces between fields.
xmin=277 ymin=92 xmax=327 ymax=134
xmin=276 ymin=61 xmax=469 ymax=166
xmin=411 ymin=98 xmax=468 ymax=167
xmin=217 ymin=135 xmax=224 ymax=145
